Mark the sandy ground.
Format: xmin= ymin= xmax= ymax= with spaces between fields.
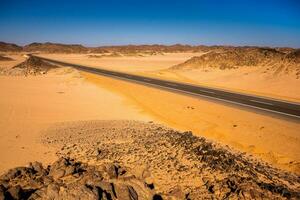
xmin=38 ymin=53 xmax=300 ymax=174
xmin=143 ymin=67 xmax=300 ymax=103
xmin=39 ymin=53 xmax=203 ymax=73
xmin=0 ymin=59 xmax=152 ymax=173
xmin=40 ymin=120 xmax=300 ymax=199
xmin=0 ymin=53 xmax=27 ymax=69
xmin=82 ymin=72 xmax=300 ymax=174
xmin=1 ymin=54 xmax=300 ymax=177
xmin=40 ymin=53 xmax=300 ymax=102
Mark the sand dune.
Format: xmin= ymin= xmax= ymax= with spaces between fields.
xmin=0 ymin=57 xmax=151 ymax=172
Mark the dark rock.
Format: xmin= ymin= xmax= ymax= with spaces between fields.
xmin=153 ymin=194 xmax=163 ymax=200
xmin=7 ymin=185 xmax=22 ymax=199
xmin=40 ymin=121 xmax=300 ymax=199
xmin=0 ymin=157 xmax=162 ymax=200
xmin=0 ymin=185 xmax=5 ymax=200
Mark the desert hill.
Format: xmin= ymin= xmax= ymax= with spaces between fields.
xmin=0 ymin=41 xmax=297 ymax=55
xmin=0 ymin=56 xmax=58 ymax=76
xmin=171 ymin=47 xmax=300 ymax=77
xmin=23 ymin=42 xmax=88 ymax=53
xmin=92 ymin=44 xmax=201 ymax=54
xmin=0 ymin=42 xmax=23 ymax=52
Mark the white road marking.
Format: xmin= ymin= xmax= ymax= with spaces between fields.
xmin=36 ymin=57 xmax=300 ymax=119
xmin=199 ymin=89 xmax=215 ymax=94
xmin=250 ymin=100 xmax=273 ymax=106
xmin=143 ymin=78 xmax=151 ymax=82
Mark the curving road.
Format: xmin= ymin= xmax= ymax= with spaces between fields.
xmin=33 ymin=55 xmax=300 ymax=119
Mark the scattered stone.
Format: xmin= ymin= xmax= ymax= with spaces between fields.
xmin=40 ymin=120 xmax=300 ymax=199
xmin=0 ymin=56 xmax=59 ymax=76
xmin=0 ymin=157 xmax=163 ymax=200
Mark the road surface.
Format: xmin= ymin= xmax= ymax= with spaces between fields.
xmin=34 ymin=55 xmax=300 ymax=119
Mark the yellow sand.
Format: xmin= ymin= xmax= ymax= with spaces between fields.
xmin=2 ymin=54 xmax=300 ymax=175
xmin=0 ymin=53 xmax=27 ymax=69
xmin=82 ymin=72 xmax=300 ymax=174
xmin=40 ymin=53 xmax=300 ymax=102
xmin=39 ymin=53 xmax=204 ymax=72
xmin=143 ymin=68 xmax=300 ymax=103
xmin=0 ymin=61 xmax=152 ymax=172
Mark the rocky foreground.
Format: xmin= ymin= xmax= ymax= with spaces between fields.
xmin=1 ymin=120 xmax=299 ymax=199
xmin=0 ymin=158 xmax=162 ymax=200
xmin=42 ymin=120 xmax=299 ymax=199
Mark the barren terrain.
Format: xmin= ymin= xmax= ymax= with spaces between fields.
xmin=39 ymin=49 xmax=300 ymax=102
xmin=1 ymin=45 xmax=300 ymax=199
xmin=37 ymin=52 xmax=300 ymax=174
xmin=0 ymin=55 xmax=151 ymax=172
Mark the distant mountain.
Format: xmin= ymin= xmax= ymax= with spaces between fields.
xmin=92 ymin=44 xmax=200 ymax=53
xmin=23 ymin=42 xmax=88 ymax=53
xmin=0 ymin=42 xmax=209 ymax=53
xmin=0 ymin=42 xmax=23 ymax=52
xmin=0 ymin=41 xmax=298 ymax=57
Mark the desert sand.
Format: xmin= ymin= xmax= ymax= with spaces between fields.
xmin=36 ymin=53 xmax=300 ymax=174
xmin=2 ymin=120 xmax=300 ymax=199
xmin=0 ymin=54 xmax=26 ymax=69
xmin=144 ymin=67 xmax=300 ymax=103
xmin=39 ymin=52 xmax=300 ymax=102
xmin=0 ymin=56 xmax=152 ymax=173
xmin=39 ymin=53 xmax=204 ymax=73
xmin=82 ymin=72 xmax=300 ymax=174
xmin=1 ymin=53 xmax=300 ymax=199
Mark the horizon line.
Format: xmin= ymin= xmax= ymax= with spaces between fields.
xmin=1 ymin=40 xmax=298 ymax=49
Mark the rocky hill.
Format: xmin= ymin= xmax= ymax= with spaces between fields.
xmin=23 ymin=42 xmax=88 ymax=53
xmin=171 ymin=47 xmax=300 ymax=77
xmin=92 ymin=44 xmax=202 ymax=54
xmin=0 ymin=56 xmax=58 ymax=76
xmin=0 ymin=42 xmax=236 ymax=54
xmin=0 ymin=42 xmax=22 ymax=52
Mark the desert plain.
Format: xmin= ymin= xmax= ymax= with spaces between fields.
xmin=0 ymin=43 xmax=300 ymax=199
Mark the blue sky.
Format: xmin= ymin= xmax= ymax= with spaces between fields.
xmin=0 ymin=0 xmax=300 ymax=47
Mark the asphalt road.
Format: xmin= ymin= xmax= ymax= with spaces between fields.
xmin=34 ymin=55 xmax=300 ymax=119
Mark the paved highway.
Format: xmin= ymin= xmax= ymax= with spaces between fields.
xmin=34 ymin=55 xmax=300 ymax=119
